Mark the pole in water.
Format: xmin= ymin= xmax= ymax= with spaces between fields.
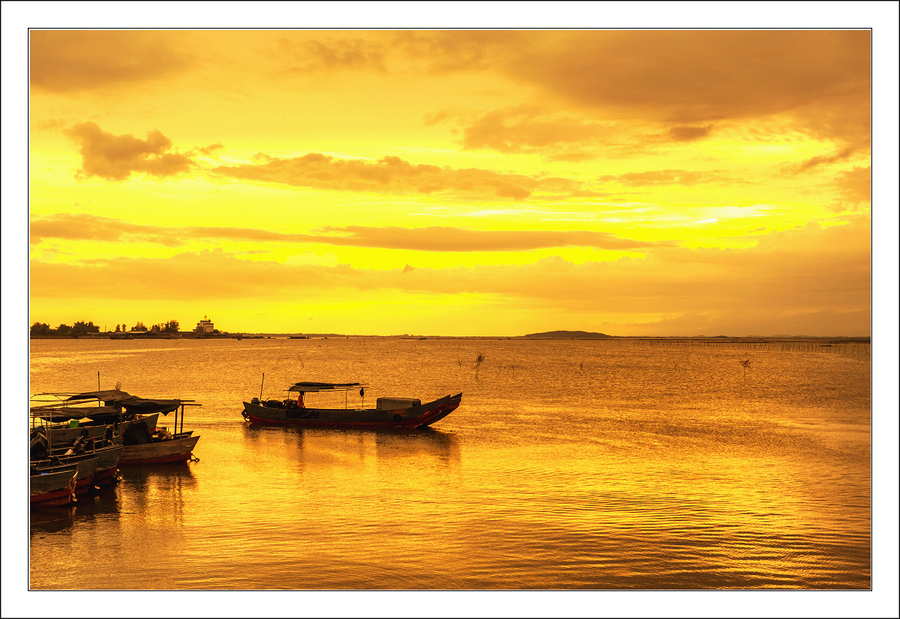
xmin=259 ymin=373 xmax=265 ymax=400
xmin=98 ymin=371 xmax=101 ymax=391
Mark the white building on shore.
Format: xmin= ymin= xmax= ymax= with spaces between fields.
xmin=196 ymin=316 xmax=215 ymax=333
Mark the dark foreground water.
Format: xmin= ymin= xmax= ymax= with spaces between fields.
xmin=21 ymin=337 xmax=876 ymax=605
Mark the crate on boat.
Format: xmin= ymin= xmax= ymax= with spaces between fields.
xmin=376 ymin=397 xmax=421 ymax=410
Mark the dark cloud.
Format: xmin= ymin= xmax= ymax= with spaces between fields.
xmin=789 ymin=146 xmax=856 ymax=174
xmin=828 ymin=166 xmax=871 ymax=212
xmin=31 ymin=214 xmax=180 ymax=246
xmin=666 ymin=125 xmax=714 ymax=142
xmin=30 ymin=30 xmax=193 ymax=93
xmin=193 ymin=143 xmax=225 ymax=156
xmin=212 ymin=152 xmax=585 ymax=200
xmin=406 ymin=30 xmax=869 ymax=146
xmin=65 ymin=122 xmax=193 ymax=181
xmin=460 ymin=110 xmax=604 ymax=153
xmin=30 ymin=215 xmax=668 ymax=252
xmin=505 ymin=31 xmax=869 ymax=134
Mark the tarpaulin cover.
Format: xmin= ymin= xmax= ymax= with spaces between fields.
xmin=288 ymin=382 xmax=362 ymax=393
xmin=32 ymin=390 xmax=187 ymax=420
xmin=66 ymin=390 xmax=136 ymax=404
xmin=121 ymin=398 xmax=182 ymax=415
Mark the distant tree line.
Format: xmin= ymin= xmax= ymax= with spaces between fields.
xmin=31 ymin=319 xmax=181 ymax=336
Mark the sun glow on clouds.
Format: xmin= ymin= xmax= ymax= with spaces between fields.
xmin=27 ymin=28 xmax=873 ymax=336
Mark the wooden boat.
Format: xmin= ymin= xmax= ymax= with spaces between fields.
xmin=32 ymin=455 xmax=99 ymax=496
xmin=119 ymin=434 xmax=201 ymax=465
xmin=71 ymin=440 xmax=124 ymax=486
xmin=116 ymin=397 xmax=201 ymax=465
xmin=242 ymin=381 xmax=462 ymax=429
xmin=51 ymin=439 xmax=123 ymax=487
xmin=30 ymin=465 xmax=78 ymax=507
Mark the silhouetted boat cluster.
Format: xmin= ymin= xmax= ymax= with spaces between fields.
xmin=30 ymin=390 xmax=201 ymax=508
xmin=31 ymin=380 xmax=462 ymax=509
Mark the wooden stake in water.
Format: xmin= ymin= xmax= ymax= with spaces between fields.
xmin=259 ymin=373 xmax=265 ymax=400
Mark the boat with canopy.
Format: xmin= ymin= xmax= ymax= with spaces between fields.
xmin=241 ymin=381 xmax=461 ymax=429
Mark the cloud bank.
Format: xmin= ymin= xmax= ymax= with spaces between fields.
xmin=30 ymin=214 xmax=668 ymax=252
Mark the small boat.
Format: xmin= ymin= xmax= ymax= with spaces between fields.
xmin=116 ymin=399 xmax=201 ymax=466
xmin=42 ymin=436 xmax=124 ymax=487
xmin=119 ymin=432 xmax=200 ymax=465
xmin=30 ymin=465 xmax=78 ymax=507
xmin=242 ymin=381 xmax=462 ymax=429
xmin=31 ymin=455 xmax=99 ymax=496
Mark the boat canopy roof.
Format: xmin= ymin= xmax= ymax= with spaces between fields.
xmin=30 ymin=406 xmax=109 ymax=421
xmin=288 ymin=382 xmax=362 ymax=393
xmin=31 ymin=390 xmax=198 ymax=421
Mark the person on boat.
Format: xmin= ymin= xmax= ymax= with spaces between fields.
xmin=65 ymin=436 xmax=86 ymax=456
xmin=297 ymin=392 xmax=305 ymax=408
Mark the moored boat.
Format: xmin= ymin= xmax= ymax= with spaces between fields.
xmin=115 ymin=396 xmax=201 ymax=465
xmin=119 ymin=434 xmax=201 ymax=465
xmin=32 ymin=455 xmax=99 ymax=496
xmin=242 ymin=381 xmax=462 ymax=429
xmin=30 ymin=465 xmax=78 ymax=507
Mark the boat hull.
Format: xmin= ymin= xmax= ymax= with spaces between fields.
xmin=30 ymin=468 xmax=78 ymax=507
xmin=119 ymin=434 xmax=200 ymax=465
xmin=243 ymin=393 xmax=462 ymax=429
xmin=32 ymin=455 xmax=100 ymax=495
xmin=93 ymin=444 xmax=124 ymax=485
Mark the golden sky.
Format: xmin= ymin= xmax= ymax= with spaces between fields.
xmin=22 ymin=25 xmax=878 ymax=336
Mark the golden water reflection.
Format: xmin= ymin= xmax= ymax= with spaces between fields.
xmin=29 ymin=338 xmax=871 ymax=590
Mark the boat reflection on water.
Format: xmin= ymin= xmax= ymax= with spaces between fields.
xmin=30 ymin=482 xmax=122 ymax=535
xmin=116 ymin=464 xmax=197 ymax=525
xmin=374 ymin=429 xmax=460 ymax=464
xmin=30 ymin=508 xmax=76 ymax=535
xmin=118 ymin=462 xmax=197 ymax=492
xmin=241 ymin=424 xmax=461 ymax=468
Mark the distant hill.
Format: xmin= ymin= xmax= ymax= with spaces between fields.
xmin=521 ymin=330 xmax=612 ymax=339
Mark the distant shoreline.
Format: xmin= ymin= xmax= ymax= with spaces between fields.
xmin=29 ymin=332 xmax=871 ymax=342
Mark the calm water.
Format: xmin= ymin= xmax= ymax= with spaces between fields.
xmin=27 ymin=337 xmax=871 ymax=590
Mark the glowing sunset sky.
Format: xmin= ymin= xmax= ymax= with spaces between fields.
xmin=20 ymin=21 xmax=883 ymax=336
